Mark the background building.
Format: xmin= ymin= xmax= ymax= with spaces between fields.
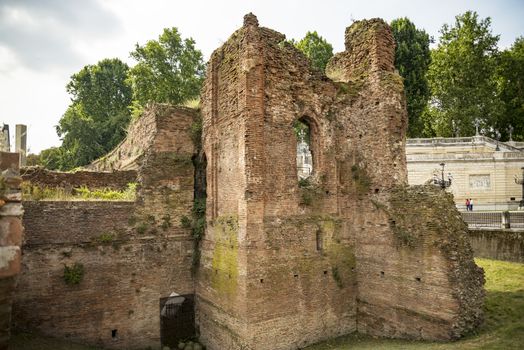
xmin=407 ymin=136 xmax=524 ymax=211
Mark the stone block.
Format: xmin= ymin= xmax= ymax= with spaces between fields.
xmin=0 ymin=217 xmax=23 ymax=246
xmin=0 ymin=247 xmax=20 ymax=278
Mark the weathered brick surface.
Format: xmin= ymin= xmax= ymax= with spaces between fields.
xmin=14 ymin=237 xmax=193 ymax=349
xmin=21 ymin=167 xmax=137 ymax=190
xmin=22 ymin=201 xmax=134 ymax=245
xmin=14 ymin=106 xmax=197 ymax=349
xmin=197 ymin=14 xmax=483 ymax=350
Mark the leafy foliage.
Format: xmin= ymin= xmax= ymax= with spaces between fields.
xmin=57 ymin=58 xmax=133 ymax=169
xmin=495 ymin=37 xmax=524 ymax=141
xmin=293 ymin=31 xmax=333 ymax=72
xmin=390 ymin=18 xmax=432 ymax=137
xmin=427 ymin=11 xmax=502 ymax=137
xmin=128 ymin=27 xmax=205 ymax=107
xmin=63 ymin=263 xmax=84 ymax=285
xmin=22 ymin=182 xmax=136 ymax=201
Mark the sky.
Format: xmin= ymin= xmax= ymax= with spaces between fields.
xmin=1 ymin=0 xmax=523 ymax=154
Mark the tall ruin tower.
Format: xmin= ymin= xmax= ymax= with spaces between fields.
xmin=196 ymin=14 xmax=484 ymax=350
xmin=15 ymin=124 xmax=27 ymax=166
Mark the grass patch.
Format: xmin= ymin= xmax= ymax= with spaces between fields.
xmin=22 ymin=182 xmax=136 ymax=201
xmin=306 ymin=258 xmax=524 ymax=350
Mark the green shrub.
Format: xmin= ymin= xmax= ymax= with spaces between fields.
xmin=22 ymin=182 xmax=137 ymax=201
xmin=63 ymin=263 xmax=84 ymax=285
xmin=136 ymin=222 xmax=148 ymax=234
xmin=161 ymin=214 xmax=172 ymax=231
xmin=181 ymin=215 xmax=192 ymax=229
xmin=97 ymin=232 xmax=114 ymax=244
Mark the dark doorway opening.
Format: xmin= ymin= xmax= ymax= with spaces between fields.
xmin=160 ymin=294 xmax=195 ymax=348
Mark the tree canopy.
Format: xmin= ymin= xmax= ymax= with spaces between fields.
xmin=390 ymin=18 xmax=432 ymax=138
xmin=496 ymin=37 xmax=524 ymax=141
xmin=128 ymin=27 xmax=205 ymax=108
xmin=293 ymin=31 xmax=333 ymax=72
xmin=426 ymin=11 xmax=501 ymax=137
xmin=52 ymin=58 xmax=133 ymax=170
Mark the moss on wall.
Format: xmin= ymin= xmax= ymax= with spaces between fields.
xmin=211 ymin=216 xmax=239 ymax=295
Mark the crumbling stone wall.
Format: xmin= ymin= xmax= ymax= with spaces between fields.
xmin=14 ymin=106 xmax=198 ymax=349
xmin=196 ymin=14 xmax=483 ymax=350
xmin=21 ymin=167 xmax=137 ymax=190
xmin=0 ymin=152 xmax=23 ymax=350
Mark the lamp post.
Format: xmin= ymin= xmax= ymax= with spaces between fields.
xmin=433 ymin=162 xmax=453 ymax=189
xmin=494 ymin=129 xmax=501 ymax=151
xmin=515 ymin=167 xmax=524 ymax=209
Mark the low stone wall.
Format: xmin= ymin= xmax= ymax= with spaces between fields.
xmin=469 ymin=229 xmax=524 ymax=263
xmin=21 ymin=167 xmax=137 ymax=190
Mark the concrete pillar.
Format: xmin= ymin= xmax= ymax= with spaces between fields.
xmin=15 ymin=125 xmax=26 ymax=167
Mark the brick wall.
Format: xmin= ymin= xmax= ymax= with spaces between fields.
xmin=13 ymin=106 xmax=197 ymax=349
xmin=22 ymin=201 xmax=134 ymax=245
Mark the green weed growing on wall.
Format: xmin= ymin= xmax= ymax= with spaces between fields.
xmin=63 ymin=263 xmax=84 ymax=285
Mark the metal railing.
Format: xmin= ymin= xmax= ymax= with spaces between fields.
xmin=461 ymin=211 xmax=524 ymax=229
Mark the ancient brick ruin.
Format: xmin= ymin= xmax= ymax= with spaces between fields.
xmin=5 ymin=14 xmax=484 ymax=350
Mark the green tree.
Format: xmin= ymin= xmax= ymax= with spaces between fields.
xmin=496 ymin=37 xmax=524 ymax=141
xmin=56 ymin=58 xmax=133 ymax=170
xmin=390 ymin=18 xmax=431 ymax=137
xmin=39 ymin=147 xmax=62 ymax=170
xmin=128 ymin=27 xmax=205 ymax=107
xmin=293 ymin=31 xmax=333 ymax=72
xmin=427 ymin=11 xmax=501 ymax=137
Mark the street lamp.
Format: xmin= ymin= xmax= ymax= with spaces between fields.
xmin=433 ymin=162 xmax=453 ymax=189
xmin=494 ymin=129 xmax=501 ymax=151
xmin=515 ymin=167 xmax=524 ymax=209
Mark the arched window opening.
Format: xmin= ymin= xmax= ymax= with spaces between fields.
xmin=294 ymin=119 xmax=313 ymax=180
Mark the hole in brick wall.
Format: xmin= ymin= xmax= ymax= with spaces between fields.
xmin=295 ymin=118 xmax=313 ymax=179
xmin=390 ymin=220 xmax=396 ymax=227
xmin=111 ymin=329 xmax=118 ymax=339
xmin=374 ymin=188 xmax=379 ymax=193
xmin=325 ymin=190 xmax=330 ymax=195
xmin=324 ymin=270 xmax=328 ymax=275
xmin=511 ymin=197 xmax=516 ymax=201
xmin=380 ymin=271 xmax=384 ymax=277
xmin=416 ymin=277 xmax=421 ymax=282
xmin=260 ymin=279 xmax=264 ymax=283
xmin=359 ymin=134 xmax=363 ymax=139
xmin=351 ymin=267 xmax=355 ymax=272
xmin=294 ymin=274 xmax=299 ymax=278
